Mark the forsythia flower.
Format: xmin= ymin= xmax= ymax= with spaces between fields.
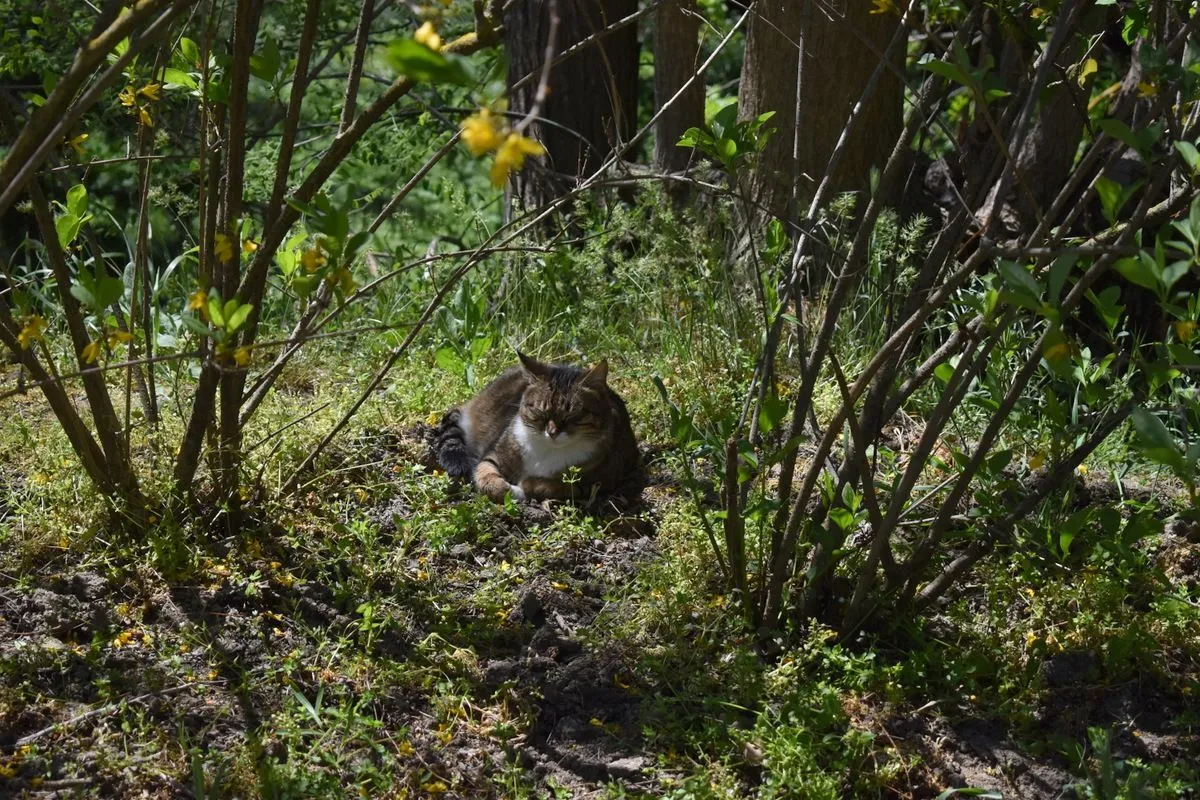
xmin=870 ymin=0 xmax=897 ymax=14
xmin=461 ymin=108 xmax=503 ymax=156
xmin=1176 ymin=320 xmax=1197 ymax=342
xmin=138 ymin=82 xmax=162 ymax=101
xmin=188 ymin=289 xmax=208 ymax=319
xmin=1137 ymin=81 xmax=1158 ymax=98
xmin=119 ymin=86 xmax=137 ymax=107
xmin=68 ymin=133 xmax=89 ymax=156
xmin=414 ymin=21 xmax=442 ymax=51
xmin=17 ymin=314 xmax=47 ymax=348
xmin=81 ymin=340 xmax=102 ymax=364
xmin=1028 ymin=452 xmax=1045 ymax=471
xmin=107 ymin=329 xmax=133 ymax=348
xmin=214 ymin=233 xmax=235 ymax=262
xmin=300 ymin=246 xmax=326 ymax=273
xmin=1043 ymin=340 xmax=1070 ymax=360
xmin=242 ymin=238 xmax=259 ymax=253
xmin=490 ymin=132 xmax=545 ymax=187
xmin=138 ymin=107 xmax=154 ymax=127
xmin=233 ymin=345 xmax=252 ymax=367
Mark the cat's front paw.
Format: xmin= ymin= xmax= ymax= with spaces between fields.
xmin=507 ymin=483 xmax=526 ymax=502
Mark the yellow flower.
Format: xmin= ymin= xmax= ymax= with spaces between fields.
xmin=1076 ymin=463 xmax=1089 ymax=476
xmin=188 ymin=289 xmax=209 ymax=322
xmin=300 ymin=246 xmax=326 ymax=273
xmin=68 ymin=132 xmax=89 ymax=156
xmin=233 ymin=345 xmax=252 ymax=367
xmin=242 ymin=238 xmax=259 ymax=253
xmin=1028 ymin=452 xmax=1045 ymax=471
xmin=119 ymin=85 xmax=137 ymax=107
xmin=214 ymin=233 xmax=235 ymax=262
xmin=1044 ymin=340 xmax=1070 ymax=360
xmin=870 ymin=0 xmax=897 ymax=14
xmin=138 ymin=82 xmax=162 ymax=101
xmin=461 ymin=108 xmax=503 ymax=156
xmin=422 ymin=780 xmax=448 ymax=794
xmin=490 ymin=132 xmax=545 ymax=187
xmin=398 ymin=740 xmax=415 ymax=756
xmin=1176 ymin=320 xmax=1197 ymax=342
xmin=107 ymin=329 xmax=133 ymax=348
xmin=137 ymin=106 xmax=154 ymax=127
xmin=414 ymin=21 xmax=443 ymax=51
xmin=81 ymin=340 xmax=102 ymax=364
xmin=1137 ymin=81 xmax=1158 ymax=98
xmin=17 ymin=314 xmax=47 ymax=348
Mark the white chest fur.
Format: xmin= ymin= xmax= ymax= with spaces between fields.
xmin=513 ymin=421 xmax=598 ymax=479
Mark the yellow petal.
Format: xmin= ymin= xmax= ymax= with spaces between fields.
xmin=214 ymin=233 xmax=234 ymax=262
xmin=138 ymin=82 xmax=162 ymax=101
xmin=107 ymin=329 xmax=133 ymax=347
xmin=1077 ymin=57 xmax=1098 ymax=87
xmin=461 ymin=109 xmax=503 ymax=156
xmin=414 ymin=21 xmax=443 ymax=51
xmin=119 ymin=86 xmax=136 ymax=107
xmin=81 ymin=340 xmax=102 ymax=364
xmin=233 ymin=346 xmax=252 ymax=367
xmin=17 ymin=315 xmax=47 ymax=349
xmin=1175 ymin=320 xmax=1197 ymax=342
xmin=1137 ymin=81 xmax=1158 ymax=98
xmin=137 ymin=106 xmax=154 ymax=127
xmin=242 ymin=238 xmax=259 ymax=253
xmin=1028 ymin=453 xmax=1045 ymax=471
xmin=188 ymin=289 xmax=208 ymax=312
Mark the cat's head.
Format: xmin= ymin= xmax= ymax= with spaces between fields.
xmin=516 ymin=352 xmax=611 ymax=446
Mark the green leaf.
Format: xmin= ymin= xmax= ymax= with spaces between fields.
xmin=94 ymin=276 xmax=123 ymax=308
xmin=828 ymin=507 xmax=855 ymax=532
xmin=1112 ymin=252 xmax=1161 ymax=291
xmin=181 ymin=315 xmax=213 ymax=337
xmin=69 ymin=282 xmax=97 ymax=309
xmin=922 ymin=59 xmax=973 ymax=88
xmin=1176 ymin=141 xmax=1200 ymax=173
xmin=55 ymin=213 xmax=81 ymax=250
xmin=1047 ymin=253 xmax=1076 ymax=306
xmin=1097 ymin=118 xmax=1142 ymax=154
xmin=997 ymin=260 xmax=1042 ymax=299
xmin=66 ymin=184 xmax=87 ymax=217
xmin=434 ymin=346 xmax=466 ymax=376
xmin=249 ymin=37 xmax=281 ymax=82
xmin=1130 ymin=407 xmax=1187 ymax=475
xmin=162 ymin=67 xmax=197 ymax=90
xmin=1094 ymin=176 xmax=1123 ymax=224
xmin=179 ymin=37 xmax=200 ymax=65
xmin=386 ymin=39 xmax=471 ymax=86
xmin=226 ymin=303 xmax=253 ymax=333
xmin=207 ymin=295 xmax=226 ymax=328
xmin=757 ymin=392 xmax=788 ymax=435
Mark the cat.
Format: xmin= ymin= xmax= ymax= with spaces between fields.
xmin=434 ymin=352 xmax=640 ymax=505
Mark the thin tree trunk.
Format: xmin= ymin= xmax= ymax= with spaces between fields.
xmin=652 ymin=0 xmax=703 ymax=177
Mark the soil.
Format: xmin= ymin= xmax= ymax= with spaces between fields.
xmin=1 ymin=428 xmax=1197 ymax=798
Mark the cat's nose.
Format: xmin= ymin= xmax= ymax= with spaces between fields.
xmin=545 ymin=420 xmax=558 ymax=437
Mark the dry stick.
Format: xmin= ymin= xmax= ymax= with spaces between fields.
xmin=239 ymin=132 xmax=463 ymax=425
xmin=0 ymin=0 xmax=195 ymax=219
xmin=749 ymin=0 xmax=919 ymax=445
xmin=770 ymin=0 xmax=1084 ymax=628
xmin=897 ymin=173 xmax=1170 ymax=609
xmin=281 ymin=9 xmax=752 ymax=496
xmin=266 ymin=0 xmax=322 ymax=233
xmin=0 ymin=302 xmax=112 ymax=492
xmin=914 ymin=400 xmax=1135 ymax=611
xmin=340 ymin=0 xmax=374 ymax=135
xmin=841 ymin=325 xmax=995 ymax=631
xmin=763 ymin=5 xmax=978 ymax=579
xmin=0 ymin=350 xmax=203 ymax=403
xmin=16 ymin=682 xmax=208 ymax=746
xmin=757 ymin=30 xmax=969 ymax=627
xmin=215 ymin=0 xmax=264 ymax=509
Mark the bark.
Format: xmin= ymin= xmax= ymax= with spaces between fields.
xmin=736 ymin=0 xmax=801 ymax=222
xmin=737 ymin=0 xmax=905 ymax=222
xmin=505 ymin=0 xmax=640 ymax=210
xmin=793 ymin=0 xmax=905 ymax=208
xmin=652 ymin=0 xmax=703 ymax=176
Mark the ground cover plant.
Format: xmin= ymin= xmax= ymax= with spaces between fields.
xmin=1 ymin=0 xmax=1199 ymax=797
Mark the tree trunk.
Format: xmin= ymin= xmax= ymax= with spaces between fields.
xmin=505 ymin=0 xmax=639 ymax=211
xmin=737 ymin=1 xmax=905 ymax=223
xmin=793 ymin=0 xmax=904 ymax=209
xmin=652 ymin=0 xmax=703 ymax=177
xmin=736 ymin=0 xmax=801 ymax=223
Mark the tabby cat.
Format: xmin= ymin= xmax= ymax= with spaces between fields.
xmin=435 ymin=352 xmax=640 ymax=504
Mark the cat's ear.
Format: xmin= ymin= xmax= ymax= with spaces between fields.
xmin=517 ymin=351 xmax=551 ymax=381
xmin=582 ymin=359 xmax=608 ymax=389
